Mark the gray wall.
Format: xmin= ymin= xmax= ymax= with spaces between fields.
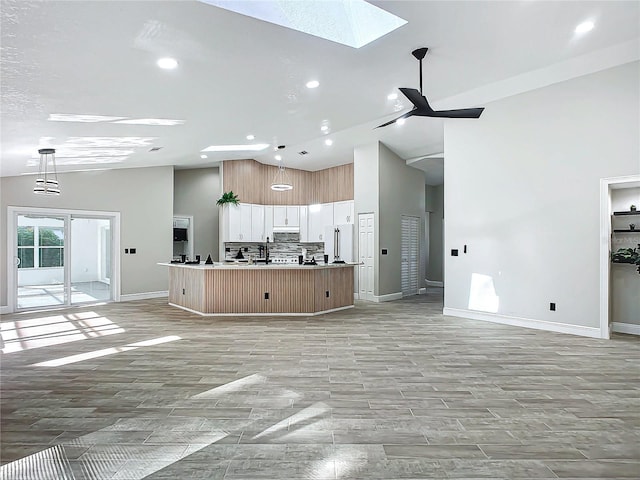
xmin=378 ymin=143 xmax=427 ymax=296
xmin=1 ymin=166 xmax=174 ymax=306
xmin=444 ymin=61 xmax=639 ymax=329
xmin=354 ymin=141 xmax=427 ymax=297
xmin=426 ymin=184 xmax=444 ymax=282
xmin=174 ymin=167 xmax=221 ymax=261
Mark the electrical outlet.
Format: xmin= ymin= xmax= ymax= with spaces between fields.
xmin=550 ymin=302 xmax=556 ymax=311
xmin=325 ymin=291 xmax=330 ymax=298
xmin=264 ymin=292 xmax=269 ymax=300
xmin=381 ymin=249 xmax=388 ymax=255
xmin=130 ymin=248 xmax=136 ymax=254
xmin=451 ymin=249 xmax=459 ymax=256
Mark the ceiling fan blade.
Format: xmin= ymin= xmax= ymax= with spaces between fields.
xmin=399 ymin=88 xmax=431 ymax=111
xmin=375 ymin=110 xmax=415 ymax=129
xmin=429 ymin=107 xmax=484 ymax=119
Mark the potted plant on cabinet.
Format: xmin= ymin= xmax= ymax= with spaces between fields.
xmin=216 ymin=191 xmax=240 ymax=206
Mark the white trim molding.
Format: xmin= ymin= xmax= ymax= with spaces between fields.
xmin=612 ymin=322 xmax=640 ymax=336
xmin=0 ymin=306 xmax=9 ymax=315
xmin=426 ymin=280 xmax=444 ymax=287
xmin=599 ymin=175 xmax=640 ymax=340
xmin=120 ymin=291 xmax=168 ymax=302
xmin=443 ymin=307 xmax=603 ymax=339
xmin=373 ymin=292 xmax=402 ymax=303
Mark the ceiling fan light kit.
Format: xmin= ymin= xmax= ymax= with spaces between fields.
xmin=378 ymin=47 xmax=485 ymax=128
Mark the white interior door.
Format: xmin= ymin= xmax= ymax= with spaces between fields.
xmin=358 ymin=213 xmax=375 ymax=301
xmin=401 ymin=215 xmax=419 ymax=297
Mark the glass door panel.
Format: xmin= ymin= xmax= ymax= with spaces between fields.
xmin=70 ymin=217 xmax=113 ymax=304
xmin=16 ymin=215 xmax=66 ymax=309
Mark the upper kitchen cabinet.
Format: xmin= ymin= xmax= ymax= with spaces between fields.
xmin=333 ymin=200 xmax=355 ymax=224
xmin=250 ymin=204 xmax=266 ymax=242
xmin=308 ymin=203 xmax=334 ymax=242
xmin=273 ymin=206 xmax=300 ymax=228
xmin=223 ymin=203 xmax=252 ymax=242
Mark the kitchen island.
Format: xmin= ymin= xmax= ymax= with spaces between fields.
xmin=159 ymin=262 xmax=355 ymax=316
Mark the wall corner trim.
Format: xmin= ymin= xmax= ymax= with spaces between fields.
xmin=612 ymin=322 xmax=640 ymax=336
xmin=442 ymin=307 xmax=604 ymax=339
xmin=120 ymin=291 xmax=168 ymax=302
xmin=0 ymin=305 xmax=9 ymax=314
xmin=373 ymin=292 xmax=402 ymax=303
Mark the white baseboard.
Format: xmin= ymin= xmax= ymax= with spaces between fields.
xmin=612 ymin=322 xmax=640 ymax=335
xmin=373 ymin=292 xmax=402 ymax=303
xmin=353 ymin=292 xmax=359 ymax=300
xmin=120 ymin=291 xmax=168 ymax=302
xmin=418 ymin=288 xmax=427 ymax=295
xmin=0 ymin=305 xmax=9 ymax=315
xmin=426 ymin=280 xmax=444 ymax=287
xmin=442 ymin=307 xmax=603 ymax=339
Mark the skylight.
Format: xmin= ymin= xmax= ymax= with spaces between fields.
xmin=201 ymin=144 xmax=270 ymax=152
xmin=200 ymin=0 xmax=407 ymax=48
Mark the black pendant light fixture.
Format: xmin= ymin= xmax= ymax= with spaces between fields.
xmin=33 ymin=148 xmax=60 ymax=195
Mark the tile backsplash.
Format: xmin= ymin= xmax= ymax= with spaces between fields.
xmin=225 ymin=240 xmax=325 ymax=261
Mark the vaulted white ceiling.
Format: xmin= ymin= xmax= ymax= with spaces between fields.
xmin=1 ymin=0 xmax=638 ymax=180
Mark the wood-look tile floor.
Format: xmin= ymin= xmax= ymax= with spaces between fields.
xmin=1 ymin=290 xmax=639 ymax=479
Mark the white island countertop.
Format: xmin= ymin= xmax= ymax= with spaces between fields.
xmin=158 ymin=262 xmax=358 ymax=270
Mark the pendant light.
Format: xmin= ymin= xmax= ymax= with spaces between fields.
xmin=271 ymin=163 xmax=293 ymax=191
xmin=271 ymin=147 xmax=292 ymax=191
xmin=33 ymin=148 xmax=60 ymax=195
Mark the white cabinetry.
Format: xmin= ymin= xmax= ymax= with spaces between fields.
xmin=308 ymin=203 xmax=334 ymax=242
xmin=264 ymin=206 xmax=274 ymax=241
xmin=223 ymin=203 xmax=252 ymax=242
xmin=250 ymin=205 xmax=266 ymax=242
xmin=333 ymin=200 xmax=354 ymax=224
xmin=299 ymin=206 xmax=308 ymax=242
xmin=273 ymin=206 xmax=300 ymax=228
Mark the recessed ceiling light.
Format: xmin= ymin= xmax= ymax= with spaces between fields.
xmin=320 ymin=125 xmax=329 ymax=132
xmin=200 ymin=154 xmax=208 ymax=159
xmin=397 ymin=118 xmax=406 ymax=126
xmin=201 ymin=144 xmax=270 ymax=152
xmin=157 ymin=57 xmax=178 ymax=69
xmin=274 ymin=154 xmax=282 ymax=161
xmin=324 ymin=139 xmax=333 ymax=146
xmin=246 ymin=134 xmax=255 ymax=140
xmin=575 ymin=21 xmax=594 ymax=34
xmin=306 ymin=80 xmax=320 ymax=89
xmin=387 ymin=93 xmax=398 ymax=100
xmin=113 ymin=118 xmax=185 ymax=126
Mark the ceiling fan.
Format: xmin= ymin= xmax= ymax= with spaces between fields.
xmin=377 ymin=47 xmax=484 ymax=128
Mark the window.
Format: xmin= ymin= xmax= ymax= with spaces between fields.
xmin=39 ymin=227 xmax=64 ymax=267
xmin=17 ymin=226 xmax=34 ymax=268
xmin=18 ymin=226 xmax=64 ymax=269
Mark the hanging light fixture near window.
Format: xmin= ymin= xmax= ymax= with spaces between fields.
xmin=271 ymin=145 xmax=293 ymax=191
xmin=34 ymin=148 xmax=60 ymax=195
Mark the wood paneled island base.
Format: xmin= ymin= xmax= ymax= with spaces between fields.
xmin=161 ymin=263 xmax=355 ymax=316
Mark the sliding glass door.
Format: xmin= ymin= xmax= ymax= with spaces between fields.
xmin=12 ymin=209 xmax=117 ymax=311
xmin=16 ymin=215 xmax=67 ymax=309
